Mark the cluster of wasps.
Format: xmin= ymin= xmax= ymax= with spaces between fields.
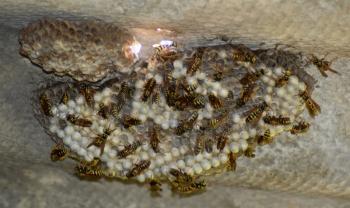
xmin=38 ymin=38 xmax=338 ymax=196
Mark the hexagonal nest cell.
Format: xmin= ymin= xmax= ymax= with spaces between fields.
xmin=21 ymin=18 xmax=339 ymax=195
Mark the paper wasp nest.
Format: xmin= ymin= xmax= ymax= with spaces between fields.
xmin=19 ymin=19 xmax=140 ymax=82
xmin=32 ymin=24 xmax=331 ymax=194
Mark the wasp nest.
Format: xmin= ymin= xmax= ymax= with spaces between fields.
xmin=33 ymin=30 xmax=337 ymax=194
xmin=19 ymin=18 xmax=140 ymax=82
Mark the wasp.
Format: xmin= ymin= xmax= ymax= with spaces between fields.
xmin=151 ymin=89 xmax=160 ymax=104
xmin=79 ymin=85 xmax=95 ymax=107
xmin=209 ymin=111 xmax=229 ymax=129
xmin=182 ymin=80 xmax=198 ymax=93
xmin=153 ymin=41 xmax=179 ymax=62
xmin=122 ymin=115 xmax=142 ymax=128
xmin=216 ymin=135 xmax=228 ymax=152
xmin=149 ymin=179 xmax=162 ymax=194
xmin=172 ymin=180 xmax=206 ymax=194
xmin=60 ymin=89 xmax=69 ymax=105
xmin=227 ymin=152 xmax=237 ymax=171
xmin=175 ymin=112 xmax=198 ymax=135
xmin=275 ymin=68 xmax=292 ymax=87
xmin=263 ymin=115 xmax=291 ymax=125
xmin=66 ymin=114 xmax=92 ymax=127
xmin=194 ymin=134 xmax=205 ymax=155
xmin=39 ymin=93 xmax=53 ymax=117
xmin=75 ymin=164 xmax=104 ymax=178
xmin=299 ymin=90 xmax=321 ymax=118
xmin=142 ymin=78 xmax=157 ymax=102
xmin=239 ymin=69 xmax=264 ymax=86
xmin=290 ymin=121 xmax=310 ymax=134
xmin=119 ymin=82 xmax=133 ymax=99
xmin=205 ymin=138 xmax=214 ymax=153
xmin=232 ymin=45 xmax=257 ymax=64
xmin=210 ymin=64 xmax=224 ymax=81
xmin=164 ymin=84 xmax=179 ymax=107
xmin=169 ymin=168 xmax=193 ymax=184
xmin=245 ymin=101 xmax=268 ymax=124
xmin=50 ymin=143 xmax=69 ymax=161
xmin=149 ymin=127 xmax=160 ymax=153
xmin=257 ymin=129 xmax=272 ymax=145
xmin=186 ymin=48 xmax=205 ymax=75
xmin=126 ymin=160 xmax=151 ymax=178
xmin=244 ymin=146 xmax=256 ymax=158
xmin=309 ymin=54 xmax=339 ymax=77
xmin=87 ymin=127 xmax=115 ymax=156
xmin=192 ymin=94 xmax=206 ymax=109
xmin=110 ymin=102 xmax=123 ymax=118
xmin=208 ymin=93 xmax=223 ymax=109
xmin=117 ymin=140 xmax=142 ymax=158
xmin=236 ymin=84 xmax=256 ymax=107
xmin=98 ymin=103 xmax=110 ymax=119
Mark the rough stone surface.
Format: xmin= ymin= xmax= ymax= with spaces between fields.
xmin=1 ymin=1 xmax=350 ymax=208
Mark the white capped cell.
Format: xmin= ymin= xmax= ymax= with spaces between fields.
xmin=274 ymin=67 xmax=283 ymax=76
xmin=232 ymin=114 xmax=241 ymax=123
xmin=49 ymin=125 xmax=58 ymax=133
xmin=138 ymin=114 xmax=147 ymax=122
xmin=171 ymin=147 xmax=180 ymax=157
xmin=72 ymin=131 xmax=81 ymax=140
xmin=219 ymin=88 xmax=229 ymax=97
xmin=145 ymin=73 xmax=154 ymax=79
xmin=145 ymin=170 xmax=153 ymax=179
xmin=201 ymin=159 xmax=211 ymax=170
xmin=184 ymin=167 xmax=194 ymax=176
xmin=211 ymin=158 xmax=220 ymax=167
xmin=76 ymin=96 xmax=85 ymax=105
xmin=240 ymin=130 xmax=249 ymax=140
xmin=155 ymin=156 xmax=165 ymax=166
xmin=231 ymin=132 xmax=240 ymax=140
xmin=107 ymin=161 xmax=115 ymax=169
xmin=63 ymin=136 xmax=72 ymax=145
xmin=185 ymin=157 xmax=195 ymax=166
xmin=265 ymin=68 xmax=272 ymax=76
xmin=75 ymin=106 xmax=81 ymax=113
xmin=298 ymin=82 xmax=306 ymax=91
xmin=161 ymin=122 xmax=169 ymax=130
xmin=135 ymin=80 xmax=144 ymax=89
xmin=249 ymin=128 xmax=257 ymax=137
xmin=197 ymin=72 xmax=206 ymax=80
xmin=176 ymin=160 xmax=186 ymax=169
xmin=57 ymin=129 xmax=66 ymax=138
xmin=264 ymin=94 xmax=272 ymax=104
xmin=93 ymin=93 xmax=102 ymax=102
xmin=195 ymin=153 xmax=204 ymax=161
xmin=261 ymin=75 xmax=270 ymax=83
xmin=161 ymin=165 xmax=169 ymax=175
xmin=173 ymin=60 xmax=183 ymax=69
xmin=164 ymin=153 xmax=172 ymax=162
xmin=219 ymin=154 xmax=228 ymax=163
xmin=58 ymin=104 xmax=68 ymax=112
xmin=289 ymin=76 xmax=299 ymax=86
xmin=115 ymin=163 xmax=123 ymax=171
xmin=78 ymin=148 xmax=87 ymax=157
xmin=122 ymin=160 xmax=132 ymax=169
xmin=230 ymin=142 xmax=240 ymax=153
xmin=193 ymin=163 xmax=203 ymax=174
xmin=266 ymin=86 xmax=273 ymax=94
xmin=276 ymin=88 xmax=286 ymax=97
xmin=71 ymin=142 xmax=80 ymax=151
xmin=240 ymin=140 xmax=249 ymax=151
xmin=268 ymin=79 xmax=275 ymax=87
xmin=136 ymin=174 xmax=146 ymax=183
xmin=140 ymin=152 xmax=149 ymax=161
xmin=67 ymin=100 xmax=76 ymax=108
